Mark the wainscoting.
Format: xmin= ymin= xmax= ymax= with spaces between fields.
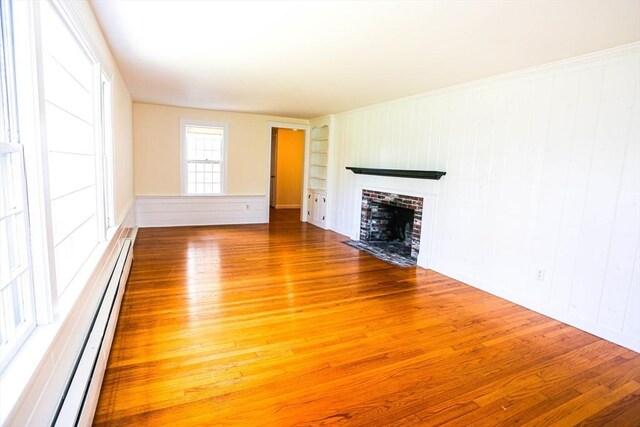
xmin=136 ymin=195 xmax=268 ymax=227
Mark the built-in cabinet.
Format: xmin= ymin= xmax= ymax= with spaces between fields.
xmin=307 ymin=191 xmax=326 ymax=227
xmin=306 ymin=121 xmax=330 ymax=228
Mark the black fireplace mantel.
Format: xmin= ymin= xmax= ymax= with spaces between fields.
xmin=346 ymin=167 xmax=446 ymax=180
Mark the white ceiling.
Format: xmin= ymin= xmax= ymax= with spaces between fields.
xmin=90 ymin=0 xmax=640 ymax=119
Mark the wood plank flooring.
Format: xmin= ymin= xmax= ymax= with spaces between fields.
xmin=94 ymin=209 xmax=640 ymax=426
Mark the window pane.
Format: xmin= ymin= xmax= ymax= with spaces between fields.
xmin=11 ymin=278 xmax=24 ymax=326
xmin=47 ymin=152 xmax=95 ymax=200
xmin=50 ymin=185 xmax=96 ymax=246
xmin=0 ymin=152 xmax=30 ymax=288
xmin=42 ymin=54 xmax=93 ymax=124
xmin=54 ymin=214 xmax=98 ymax=295
xmin=45 ymin=103 xmax=93 ymax=155
xmin=1 ymin=150 xmax=22 ymax=213
xmin=0 ymin=292 xmax=6 ymax=346
xmin=7 ymin=215 xmax=18 ymax=270
xmin=0 ymin=217 xmax=9 ymax=285
xmin=40 ymin=1 xmax=93 ymax=91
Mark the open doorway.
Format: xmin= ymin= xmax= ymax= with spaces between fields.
xmin=269 ymin=127 xmax=306 ymax=213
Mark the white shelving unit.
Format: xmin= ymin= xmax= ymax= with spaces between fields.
xmin=307 ymin=124 xmax=329 ymax=228
xmin=309 ymin=125 xmax=328 ymax=192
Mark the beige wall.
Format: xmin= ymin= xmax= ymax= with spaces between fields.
xmin=133 ymin=103 xmax=308 ymax=196
xmin=275 ymin=129 xmax=305 ymax=207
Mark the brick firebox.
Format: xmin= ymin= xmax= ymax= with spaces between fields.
xmin=360 ymin=189 xmax=424 ymax=260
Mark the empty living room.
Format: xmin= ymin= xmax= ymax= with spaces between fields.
xmin=0 ymin=0 xmax=639 ymax=425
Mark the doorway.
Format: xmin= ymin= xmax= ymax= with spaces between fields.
xmin=269 ymin=127 xmax=305 ymax=211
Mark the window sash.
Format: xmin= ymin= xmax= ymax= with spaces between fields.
xmin=0 ymin=144 xmax=35 ymax=371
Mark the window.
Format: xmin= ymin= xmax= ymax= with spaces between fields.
xmin=0 ymin=0 xmax=36 ymax=371
xmin=39 ymin=0 xmax=104 ymax=297
xmin=0 ymin=0 xmax=113 ymax=373
xmin=181 ymin=121 xmax=226 ymax=195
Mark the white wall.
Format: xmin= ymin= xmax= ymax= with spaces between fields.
xmin=329 ymin=43 xmax=640 ymax=351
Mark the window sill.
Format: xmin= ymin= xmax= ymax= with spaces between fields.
xmin=0 ymin=226 xmax=119 ymax=425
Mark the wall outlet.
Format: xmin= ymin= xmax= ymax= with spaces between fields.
xmin=536 ymin=268 xmax=545 ymax=281
xmin=246 ymin=204 xmax=250 ymax=210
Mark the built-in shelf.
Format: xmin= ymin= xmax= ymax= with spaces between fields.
xmin=308 ymin=123 xmax=330 ymax=228
xmin=309 ymin=125 xmax=329 ymax=191
xmin=346 ymin=167 xmax=446 ymax=180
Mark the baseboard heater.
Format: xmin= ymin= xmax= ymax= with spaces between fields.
xmin=52 ymin=238 xmax=133 ymax=427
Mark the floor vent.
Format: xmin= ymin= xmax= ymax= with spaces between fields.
xmin=52 ymin=238 xmax=133 ymax=427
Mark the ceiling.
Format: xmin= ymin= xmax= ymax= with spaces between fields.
xmin=90 ymin=0 xmax=640 ymax=119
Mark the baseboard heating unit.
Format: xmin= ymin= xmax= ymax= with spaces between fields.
xmin=52 ymin=238 xmax=133 ymax=427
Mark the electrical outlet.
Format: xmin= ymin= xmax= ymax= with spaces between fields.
xmin=246 ymin=204 xmax=250 ymax=210
xmin=536 ymin=268 xmax=545 ymax=281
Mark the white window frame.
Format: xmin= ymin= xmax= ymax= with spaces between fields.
xmin=180 ymin=119 xmax=228 ymax=196
xmin=100 ymin=72 xmax=115 ymax=229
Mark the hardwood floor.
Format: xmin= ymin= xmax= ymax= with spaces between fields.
xmin=94 ymin=209 xmax=640 ymax=426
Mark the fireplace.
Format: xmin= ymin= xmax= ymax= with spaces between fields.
xmin=346 ymin=189 xmax=424 ymax=267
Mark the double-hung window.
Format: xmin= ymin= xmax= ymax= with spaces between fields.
xmin=181 ymin=121 xmax=226 ymax=195
xmin=0 ymin=0 xmax=35 ymax=371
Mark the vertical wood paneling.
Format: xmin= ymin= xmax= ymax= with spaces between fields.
xmin=569 ymin=58 xmax=639 ymax=323
xmin=624 ymin=247 xmax=640 ymax=337
xmin=549 ymin=67 xmax=604 ymax=312
xmin=598 ymin=79 xmax=640 ymax=330
xmin=330 ymin=44 xmax=640 ymax=351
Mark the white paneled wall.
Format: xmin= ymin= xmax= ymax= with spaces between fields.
xmin=330 ymin=43 xmax=640 ymax=351
xmin=136 ymin=196 xmax=268 ymax=227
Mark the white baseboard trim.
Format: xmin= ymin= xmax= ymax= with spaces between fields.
xmin=432 ymin=265 xmax=640 ymax=353
xmin=1 ymin=202 xmax=138 ymax=426
xmin=136 ymin=195 xmax=268 ymax=227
